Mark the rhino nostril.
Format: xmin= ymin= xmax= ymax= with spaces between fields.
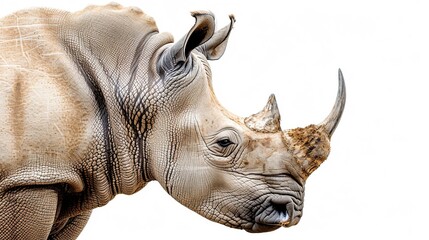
xmin=271 ymin=202 xmax=290 ymax=226
xmin=255 ymin=198 xmax=294 ymax=227
xmin=272 ymin=202 xmax=287 ymax=214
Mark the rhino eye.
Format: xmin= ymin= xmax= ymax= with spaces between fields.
xmin=216 ymin=138 xmax=234 ymax=148
xmin=205 ymin=128 xmax=241 ymax=158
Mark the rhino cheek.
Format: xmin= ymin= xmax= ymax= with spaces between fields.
xmin=197 ymin=176 xmax=253 ymax=227
xmin=164 ymin=148 xmax=229 ymax=212
xmin=169 ymin=166 xmax=217 ymax=208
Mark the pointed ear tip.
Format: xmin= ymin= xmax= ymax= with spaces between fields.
xmin=229 ymin=14 xmax=236 ymax=22
xmin=191 ymin=10 xmax=215 ymax=18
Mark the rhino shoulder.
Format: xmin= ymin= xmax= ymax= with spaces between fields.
xmin=0 ymin=7 xmax=100 ymax=193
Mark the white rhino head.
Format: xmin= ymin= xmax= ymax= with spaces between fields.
xmin=149 ymin=11 xmax=345 ymax=232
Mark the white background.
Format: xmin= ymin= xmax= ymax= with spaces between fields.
xmin=1 ymin=1 xmax=428 ymax=239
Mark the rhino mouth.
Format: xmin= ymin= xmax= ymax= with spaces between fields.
xmin=246 ymin=196 xmax=301 ymax=233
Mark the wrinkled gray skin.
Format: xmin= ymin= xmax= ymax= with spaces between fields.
xmin=0 ymin=4 xmax=346 ymax=239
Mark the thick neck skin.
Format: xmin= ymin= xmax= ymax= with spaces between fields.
xmin=58 ymin=8 xmax=173 ymax=197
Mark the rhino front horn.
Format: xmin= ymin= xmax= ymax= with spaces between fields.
xmin=320 ymin=69 xmax=346 ymax=138
xmin=245 ymin=94 xmax=281 ymax=133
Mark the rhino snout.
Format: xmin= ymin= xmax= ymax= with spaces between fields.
xmin=249 ymin=195 xmax=302 ymax=232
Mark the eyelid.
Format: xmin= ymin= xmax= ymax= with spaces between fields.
xmin=218 ymin=137 xmax=235 ymax=144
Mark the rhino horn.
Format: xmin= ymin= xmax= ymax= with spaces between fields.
xmin=284 ymin=70 xmax=346 ymax=180
xmin=245 ymin=94 xmax=281 ymax=133
xmin=158 ymin=11 xmax=215 ymax=72
xmin=197 ymin=14 xmax=235 ymax=60
xmin=320 ymin=69 xmax=346 ymax=138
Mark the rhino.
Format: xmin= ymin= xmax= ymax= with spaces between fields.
xmin=0 ymin=3 xmax=346 ymax=239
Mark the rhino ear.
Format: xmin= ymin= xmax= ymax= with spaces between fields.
xmin=197 ymin=15 xmax=235 ymax=60
xmin=158 ymin=11 xmax=215 ymax=73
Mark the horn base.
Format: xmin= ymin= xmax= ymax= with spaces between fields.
xmin=285 ymin=125 xmax=331 ymax=180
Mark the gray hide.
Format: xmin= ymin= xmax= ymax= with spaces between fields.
xmin=0 ymin=3 xmax=345 ymax=239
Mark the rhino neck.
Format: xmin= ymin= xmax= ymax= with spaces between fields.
xmin=59 ymin=12 xmax=174 ymax=195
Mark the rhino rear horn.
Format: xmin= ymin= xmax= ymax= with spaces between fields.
xmin=244 ymin=94 xmax=282 ymax=133
xmin=197 ymin=15 xmax=235 ymax=60
xmin=158 ymin=11 xmax=215 ymax=73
